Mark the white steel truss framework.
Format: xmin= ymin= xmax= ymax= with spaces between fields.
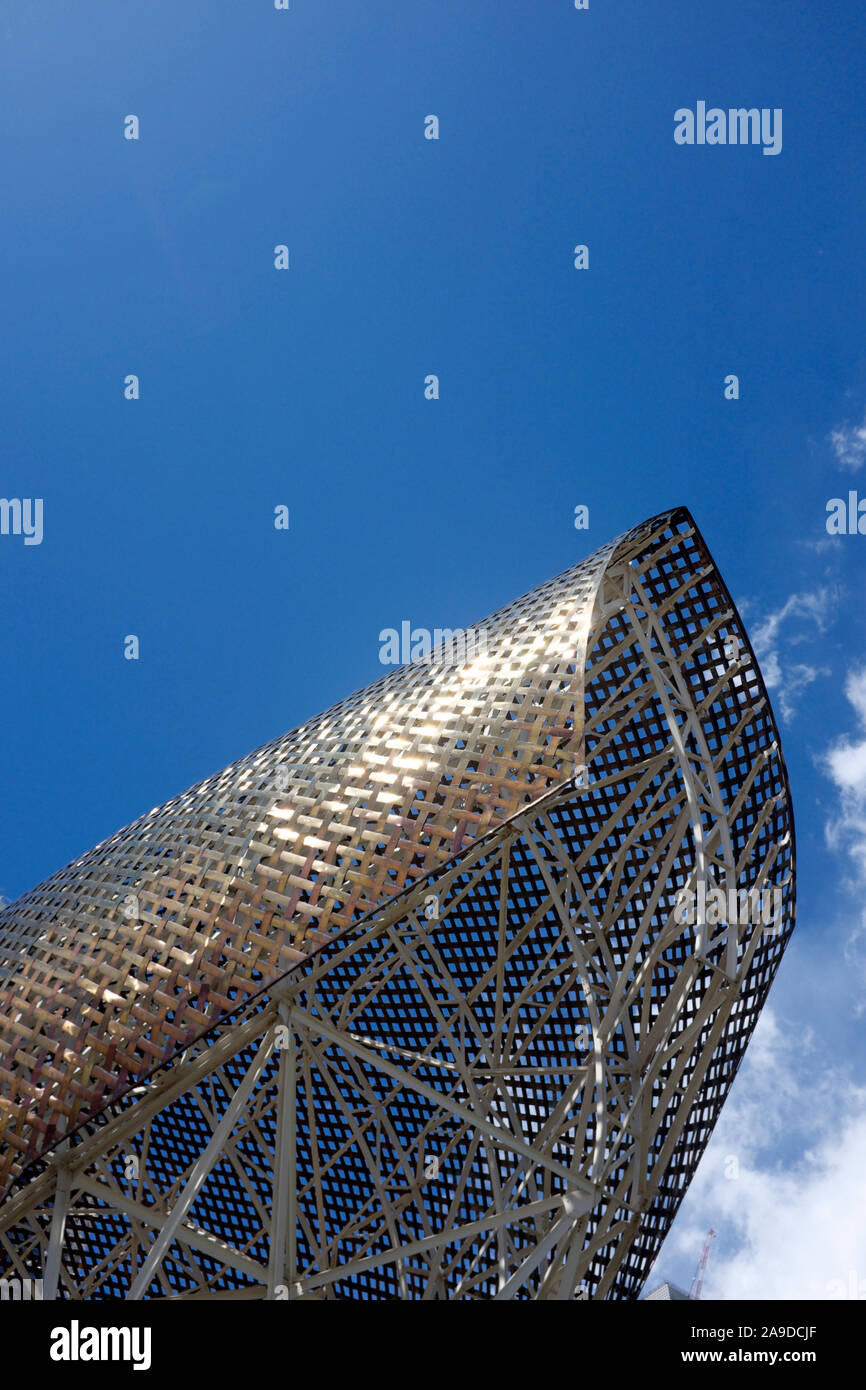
xmin=0 ymin=509 xmax=795 ymax=1299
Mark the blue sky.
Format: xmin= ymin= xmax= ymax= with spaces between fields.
xmin=2 ymin=0 xmax=866 ymax=1297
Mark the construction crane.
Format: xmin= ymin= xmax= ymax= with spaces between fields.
xmin=689 ymin=1228 xmax=716 ymax=1300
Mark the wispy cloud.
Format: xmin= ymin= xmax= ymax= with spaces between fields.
xmin=821 ymin=666 xmax=866 ymax=1003
xmin=750 ymin=589 xmax=835 ymax=721
xmin=830 ymin=409 xmax=866 ymax=471
xmin=822 ymin=665 xmax=866 ymax=886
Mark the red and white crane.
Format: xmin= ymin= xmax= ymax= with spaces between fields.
xmin=689 ymin=1228 xmax=716 ymax=1300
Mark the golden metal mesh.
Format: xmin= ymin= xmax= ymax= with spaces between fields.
xmin=0 ymin=517 xmax=633 ymax=1194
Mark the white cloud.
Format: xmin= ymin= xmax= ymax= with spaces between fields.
xmin=823 ymin=666 xmax=866 ymax=881
xmin=830 ymin=409 xmax=866 ymax=471
xmin=821 ymin=667 xmax=866 ymax=996
xmin=649 ymin=1009 xmax=866 ymax=1300
xmin=824 ymin=668 xmax=866 ymax=798
xmin=750 ymin=589 xmax=835 ymax=722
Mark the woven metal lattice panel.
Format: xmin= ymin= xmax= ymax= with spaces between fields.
xmin=0 ymin=507 xmax=796 ymax=1300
